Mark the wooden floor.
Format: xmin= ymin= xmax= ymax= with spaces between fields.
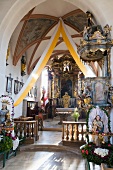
xmin=0 ymin=117 xmax=101 ymax=170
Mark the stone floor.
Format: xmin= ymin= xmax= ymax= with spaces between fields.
xmin=0 ymin=117 xmax=101 ymax=170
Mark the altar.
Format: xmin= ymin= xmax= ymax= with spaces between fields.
xmin=56 ymin=108 xmax=75 ymax=124
xmin=80 ymin=106 xmax=113 ymax=169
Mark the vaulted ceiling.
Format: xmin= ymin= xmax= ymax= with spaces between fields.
xmin=11 ymin=0 xmax=96 ymax=75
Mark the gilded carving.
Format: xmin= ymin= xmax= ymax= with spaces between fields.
xmin=62 ymin=92 xmax=70 ymax=108
xmin=89 ymin=31 xmax=105 ymax=40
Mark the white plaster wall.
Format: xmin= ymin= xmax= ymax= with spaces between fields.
xmin=26 ymin=44 xmax=37 ymax=65
xmin=0 ymin=0 xmax=16 ymax=25
xmin=35 ymin=74 xmax=42 ymax=106
xmin=5 ymin=42 xmax=28 ymax=118
xmin=5 ymin=43 xmax=43 ymax=117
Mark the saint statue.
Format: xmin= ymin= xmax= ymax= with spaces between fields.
xmin=92 ymin=115 xmax=104 ymax=146
xmin=5 ymin=112 xmax=13 ymax=127
xmin=62 ymin=92 xmax=70 ymax=108
xmin=0 ymin=103 xmax=9 ymax=125
xmin=92 ymin=115 xmax=104 ymax=133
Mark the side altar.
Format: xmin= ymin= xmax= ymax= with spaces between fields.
xmin=80 ymin=106 xmax=113 ymax=169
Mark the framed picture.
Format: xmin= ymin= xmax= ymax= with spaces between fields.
xmin=14 ymin=80 xmax=19 ymax=94
xmin=19 ymin=82 xmax=24 ymax=91
xmin=6 ymin=77 xmax=13 ymax=93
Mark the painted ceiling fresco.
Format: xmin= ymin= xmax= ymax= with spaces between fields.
xmin=13 ymin=9 xmax=89 ymax=73
xmin=63 ymin=11 xmax=87 ymax=32
xmin=17 ymin=18 xmax=56 ymax=56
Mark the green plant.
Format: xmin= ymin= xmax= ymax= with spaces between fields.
xmin=72 ymin=107 xmax=80 ymax=121
xmin=0 ymin=135 xmax=13 ymax=152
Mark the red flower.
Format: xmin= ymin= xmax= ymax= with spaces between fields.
xmin=82 ymin=150 xmax=85 ymax=153
xmin=12 ymin=136 xmax=16 ymax=140
xmin=85 ymin=150 xmax=88 ymax=155
xmin=108 ymin=144 xmax=111 ymax=147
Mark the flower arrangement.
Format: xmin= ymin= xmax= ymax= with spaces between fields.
xmin=0 ymin=132 xmax=13 ymax=152
xmin=71 ymin=107 xmax=80 ymax=121
xmin=80 ymin=142 xmax=113 ymax=167
xmin=0 ymin=130 xmax=19 ymax=152
xmin=94 ymin=148 xmax=109 ymax=157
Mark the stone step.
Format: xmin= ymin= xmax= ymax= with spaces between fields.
xmin=19 ymin=144 xmax=81 ymax=156
xmin=42 ymin=127 xmax=62 ymax=132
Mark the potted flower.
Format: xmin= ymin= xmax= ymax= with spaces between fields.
xmin=72 ymin=107 xmax=80 ymax=122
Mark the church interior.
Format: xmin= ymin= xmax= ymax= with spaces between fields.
xmin=1 ymin=0 xmax=113 ymax=169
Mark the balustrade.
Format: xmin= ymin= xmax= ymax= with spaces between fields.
xmin=14 ymin=121 xmax=38 ymax=144
xmin=62 ymin=121 xmax=86 ymax=146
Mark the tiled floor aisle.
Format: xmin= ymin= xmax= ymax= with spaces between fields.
xmin=0 ymin=118 xmax=101 ymax=170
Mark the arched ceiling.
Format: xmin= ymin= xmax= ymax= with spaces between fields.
xmin=11 ymin=0 xmax=95 ymax=75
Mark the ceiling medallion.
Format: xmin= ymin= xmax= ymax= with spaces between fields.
xmin=78 ymin=12 xmax=113 ymax=62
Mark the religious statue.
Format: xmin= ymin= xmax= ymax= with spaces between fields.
xmin=92 ymin=115 xmax=104 ymax=146
xmin=92 ymin=115 xmax=104 ymax=133
xmin=5 ymin=112 xmax=13 ymax=127
xmin=55 ymin=86 xmax=60 ymax=98
xmin=0 ymin=103 xmax=9 ymax=125
xmin=62 ymin=92 xmax=70 ymax=108
xmin=21 ymin=55 xmax=26 ymax=76
xmin=86 ymin=11 xmax=93 ymax=27
xmin=74 ymin=89 xmax=78 ymax=97
xmin=103 ymin=24 xmax=112 ymax=39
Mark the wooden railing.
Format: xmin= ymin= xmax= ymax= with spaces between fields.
xmin=14 ymin=121 xmax=38 ymax=143
xmin=62 ymin=121 xmax=86 ymax=145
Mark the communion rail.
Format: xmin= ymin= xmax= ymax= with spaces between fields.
xmin=62 ymin=121 xmax=86 ymax=146
xmin=14 ymin=120 xmax=38 ymax=144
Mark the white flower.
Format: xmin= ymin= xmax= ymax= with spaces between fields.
xmin=13 ymin=137 xmax=19 ymax=150
xmin=74 ymin=107 xmax=78 ymax=112
xmin=80 ymin=144 xmax=86 ymax=149
xmin=0 ymin=135 xmax=3 ymax=142
xmin=72 ymin=107 xmax=80 ymax=119
xmin=94 ymin=148 xmax=109 ymax=157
